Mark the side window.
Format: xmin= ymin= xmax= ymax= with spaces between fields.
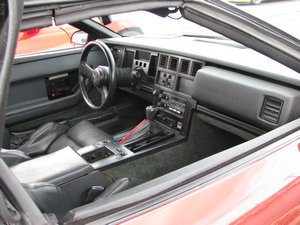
xmin=15 ymin=24 xmax=79 ymax=56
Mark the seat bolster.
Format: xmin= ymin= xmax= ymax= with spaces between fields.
xmin=2 ymin=128 xmax=11 ymax=149
xmin=19 ymin=122 xmax=69 ymax=157
xmin=61 ymin=177 xmax=143 ymax=223
xmin=0 ymin=148 xmax=31 ymax=166
xmin=94 ymin=177 xmax=143 ymax=200
xmin=23 ymin=182 xmax=72 ymax=221
xmin=68 ymin=120 xmax=111 ymax=147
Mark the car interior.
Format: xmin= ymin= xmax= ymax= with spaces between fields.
xmin=1 ymin=5 xmax=300 ymax=224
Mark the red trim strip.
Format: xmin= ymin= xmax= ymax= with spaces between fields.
xmin=119 ymin=119 xmax=147 ymax=144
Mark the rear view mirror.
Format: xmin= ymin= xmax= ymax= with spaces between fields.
xmin=71 ymin=30 xmax=88 ymax=46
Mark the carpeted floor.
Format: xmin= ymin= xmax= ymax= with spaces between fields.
xmin=104 ymin=112 xmax=246 ymax=181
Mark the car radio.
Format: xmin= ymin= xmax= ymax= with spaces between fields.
xmin=153 ymin=88 xmax=196 ymax=136
xmin=156 ymin=92 xmax=186 ymax=117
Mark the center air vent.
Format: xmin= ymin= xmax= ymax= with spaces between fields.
xmin=169 ymin=57 xmax=179 ymax=71
xmin=159 ymin=54 xmax=168 ymax=68
xmin=260 ymin=96 xmax=283 ymax=124
xmin=180 ymin=59 xmax=190 ymax=74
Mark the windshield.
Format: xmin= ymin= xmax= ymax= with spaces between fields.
xmin=105 ymin=11 xmax=222 ymax=38
xmin=101 ymin=1 xmax=299 ymax=40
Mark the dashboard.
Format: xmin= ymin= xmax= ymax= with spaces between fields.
xmin=107 ymin=37 xmax=300 ymax=133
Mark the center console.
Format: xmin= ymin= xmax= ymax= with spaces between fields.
xmin=77 ymin=139 xmax=133 ymax=169
xmin=152 ymin=87 xmax=196 ymax=136
xmin=11 ymin=141 xmax=133 ymax=185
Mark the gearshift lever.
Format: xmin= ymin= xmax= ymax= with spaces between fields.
xmin=119 ymin=105 xmax=162 ymax=144
xmin=146 ymin=105 xmax=159 ymax=122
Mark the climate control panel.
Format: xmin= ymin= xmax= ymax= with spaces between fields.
xmin=157 ymin=71 xmax=176 ymax=90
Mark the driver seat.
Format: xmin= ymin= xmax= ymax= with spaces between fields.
xmin=1 ymin=120 xmax=111 ymax=166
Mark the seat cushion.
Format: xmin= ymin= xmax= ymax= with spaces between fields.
xmin=68 ymin=120 xmax=111 ymax=147
xmin=47 ymin=134 xmax=81 ymax=154
xmin=17 ymin=120 xmax=111 ymax=156
xmin=48 ymin=120 xmax=111 ymax=153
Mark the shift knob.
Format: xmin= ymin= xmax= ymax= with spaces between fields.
xmin=146 ymin=105 xmax=159 ymax=121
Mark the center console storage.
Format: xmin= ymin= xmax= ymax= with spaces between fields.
xmin=11 ymin=140 xmax=134 ymax=186
xmin=11 ymin=143 xmax=133 ymax=208
xmin=77 ymin=139 xmax=133 ymax=170
xmin=11 ymin=146 xmax=93 ymax=185
xmin=81 ymin=146 xmax=114 ymax=163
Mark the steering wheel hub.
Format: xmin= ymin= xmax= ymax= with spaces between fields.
xmin=91 ymin=70 xmax=101 ymax=86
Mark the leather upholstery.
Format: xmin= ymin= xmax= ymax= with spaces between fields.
xmin=23 ymin=182 xmax=72 ymax=221
xmin=25 ymin=177 xmax=143 ymax=223
xmin=11 ymin=147 xmax=94 ymax=185
xmin=47 ymin=120 xmax=111 ymax=153
xmin=14 ymin=120 xmax=110 ymax=156
xmin=0 ymin=149 xmax=31 ymax=166
xmin=19 ymin=122 xmax=69 ymax=157
xmin=2 ymin=128 xmax=11 ymax=149
xmin=95 ymin=177 xmax=144 ymax=200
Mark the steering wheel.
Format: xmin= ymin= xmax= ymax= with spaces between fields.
xmin=79 ymin=40 xmax=117 ymax=110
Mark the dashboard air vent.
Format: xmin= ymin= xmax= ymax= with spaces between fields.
xmin=169 ymin=57 xmax=179 ymax=71
xmin=260 ymin=97 xmax=283 ymax=124
xmin=191 ymin=62 xmax=203 ymax=76
xmin=180 ymin=59 xmax=190 ymax=74
xmin=159 ymin=54 xmax=168 ymax=68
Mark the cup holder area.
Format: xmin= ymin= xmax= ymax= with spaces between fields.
xmin=82 ymin=147 xmax=114 ymax=163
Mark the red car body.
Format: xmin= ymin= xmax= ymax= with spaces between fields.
xmin=119 ymin=135 xmax=300 ymax=224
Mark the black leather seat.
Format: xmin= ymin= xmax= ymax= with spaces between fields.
xmin=24 ymin=177 xmax=143 ymax=223
xmin=2 ymin=120 xmax=144 ymax=222
xmin=1 ymin=120 xmax=111 ymax=166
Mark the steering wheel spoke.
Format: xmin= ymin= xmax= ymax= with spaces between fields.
xmin=80 ymin=62 xmax=94 ymax=79
xmin=96 ymin=86 xmax=108 ymax=106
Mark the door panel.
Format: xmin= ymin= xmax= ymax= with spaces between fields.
xmin=6 ymin=48 xmax=106 ymax=126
